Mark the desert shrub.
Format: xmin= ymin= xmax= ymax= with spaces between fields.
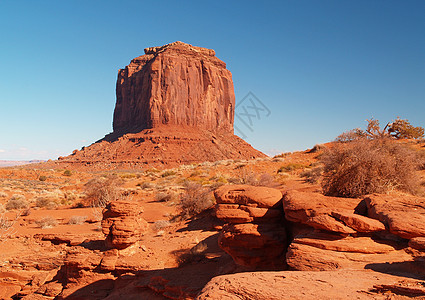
xmin=84 ymin=175 xmax=124 ymax=207
xmin=300 ymin=166 xmax=323 ymax=184
xmin=0 ymin=192 xmax=7 ymax=198
xmin=68 ymin=215 xmax=87 ymax=225
xmin=161 ymin=170 xmax=176 ymax=178
xmin=154 ymin=220 xmax=171 ymax=231
xmin=137 ymin=181 xmax=154 ymax=189
xmin=36 ymin=216 xmax=58 ymax=229
xmin=321 ymin=138 xmax=420 ymax=197
xmin=155 ymin=191 xmax=178 ymax=203
xmin=178 ymin=182 xmax=215 ymax=219
xmin=0 ymin=209 xmax=20 ymax=242
xmin=63 ymin=170 xmax=72 ymax=176
xmin=39 ymin=175 xmax=47 ymax=182
xmin=173 ymin=242 xmax=208 ymax=266
xmin=35 ymin=197 xmax=57 ymax=209
xmin=278 ymin=163 xmax=308 ymax=173
xmin=6 ymin=195 xmax=29 ymax=210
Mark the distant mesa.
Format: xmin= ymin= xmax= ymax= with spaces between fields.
xmin=53 ymin=41 xmax=266 ymax=170
xmin=113 ymin=41 xmax=235 ymax=135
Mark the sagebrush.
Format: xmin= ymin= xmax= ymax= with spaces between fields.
xmin=321 ymin=138 xmax=420 ymax=197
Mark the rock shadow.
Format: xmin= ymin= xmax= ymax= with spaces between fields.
xmin=365 ymin=258 xmax=425 ymax=280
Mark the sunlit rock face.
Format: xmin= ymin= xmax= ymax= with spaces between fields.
xmin=113 ymin=41 xmax=235 ymax=134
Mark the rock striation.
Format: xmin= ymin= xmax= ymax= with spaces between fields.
xmin=101 ymin=201 xmax=148 ymax=249
xmin=51 ymin=41 xmax=265 ymax=170
xmin=214 ymin=185 xmax=287 ymax=269
xmin=282 ymin=190 xmax=425 ymax=273
xmin=113 ymin=41 xmax=235 ymax=134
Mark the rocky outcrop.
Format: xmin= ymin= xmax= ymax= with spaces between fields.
xmin=101 ymin=200 xmax=148 ymax=249
xmin=282 ymin=190 xmax=417 ymax=271
xmin=196 ymin=270 xmax=425 ymax=300
xmin=55 ymin=125 xmax=265 ymax=171
xmin=113 ymin=41 xmax=235 ymax=134
xmin=284 ymin=190 xmax=385 ymax=235
xmin=51 ymin=41 xmax=266 ymax=171
xmin=214 ymin=185 xmax=287 ymax=268
xmin=365 ymin=194 xmax=425 ymax=239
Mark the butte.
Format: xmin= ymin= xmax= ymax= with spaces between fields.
xmin=56 ymin=41 xmax=266 ymax=170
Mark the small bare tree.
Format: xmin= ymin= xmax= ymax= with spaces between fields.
xmin=336 ymin=117 xmax=424 ymax=142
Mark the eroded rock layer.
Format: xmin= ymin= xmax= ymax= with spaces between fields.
xmin=113 ymin=41 xmax=235 ymax=134
xmin=49 ymin=42 xmax=265 ymax=170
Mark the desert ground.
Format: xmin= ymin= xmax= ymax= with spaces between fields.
xmin=1 ymin=141 xmax=425 ymax=299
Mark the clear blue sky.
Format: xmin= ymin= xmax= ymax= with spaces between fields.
xmin=1 ymin=1 xmax=424 ymax=160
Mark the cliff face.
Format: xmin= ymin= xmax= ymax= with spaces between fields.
xmin=52 ymin=42 xmax=266 ymax=170
xmin=113 ymin=41 xmax=235 ymax=134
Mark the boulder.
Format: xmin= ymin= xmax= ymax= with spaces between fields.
xmin=101 ymin=200 xmax=148 ymax=249
xmin=214 ymin=185 xmax=286 ymax=268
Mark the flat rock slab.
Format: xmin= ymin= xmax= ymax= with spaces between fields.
xmin=286 ymin=242 xmax=413 ymax=271
xmin=214 ymin=185 xmax=283 ymax=208
xmin=365 ymin=194 xmax=425 ymax=239
xmin=293 ymin=231 xmax=397 ymax=254
xmin=196 ymin=270 xmax=425 ymax=300
xmin=283 ymin=190 xmax=385 ymax=234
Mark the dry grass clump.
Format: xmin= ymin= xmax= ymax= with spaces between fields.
xmin=155 ymin=191 xmax=178 ymax=203
xmin=229 ymin=169 xmax=278 ymax=187
xmin=35 ymin=197 xmax=57 ymax=209
xmin=321 ymin=138 xmax=420 ymax=197
xmin=36 ymin=216 xmax=58 ymax=229
xmin=300 ymin=166 xmax=323 ymax=184
xmin=68 ymin=215 xmax=87 ymax=225
xmin=178 ymin=182 xmax=215 ymax=219
xmin=6 ymin=195 xmax=29 ymax=210
xmin=173 ymin=242 xmax=208 ymax=266
xmin=84 ymin=175 xmax=124 ymax=208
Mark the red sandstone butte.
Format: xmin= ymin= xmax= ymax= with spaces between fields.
xmin=113 ymin=41 xmax=235 ymax=134
xmin=51 ymin=41 xmax=265 ymax=170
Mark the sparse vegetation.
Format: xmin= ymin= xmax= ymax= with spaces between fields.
xmin=63 ymin=170 xmax=72 ymax=176
xmin=173 ymin=241 xmax=208 ymax=266
xmin=39 ymin=175 xmax=47 ymax=181
xmin=161 ymin=170 xmax=177 ymax=178
xmin=35 ymin=197 xmax=57 ymax=209
xmin=154 ymin=220 xmax=171 ymax=231
xmin=36 ymin=216 xmax=58 ymax=229
xmin=336 ymin=117 xmax=424 ymax=142
xmin=84 ymin=175 xmax=124 ymax=207
xmin=300 ymin=166 xmax=323 ymax=184
xmin=68 ymin=215 xmax=87 ymax=225
xmin=277 ymin=163 xmax=308 ymax=173
xmin=6 ymin=195 xmax=29 ymax=210
xmin=178 ymin=182 xmax=215 ymax=219
xmin=321 ymin=138 xmax=420 ymax=197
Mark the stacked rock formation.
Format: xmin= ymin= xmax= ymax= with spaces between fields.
xmin=54 ymin=41 xmax=265 ymax=170
xmin=101 ymin=201 xmax=148 ymax=249
xmin=214 ymin=185 xmax=287 ymax=268
xmin=283 ymin=190 xmax=423 ymax=272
